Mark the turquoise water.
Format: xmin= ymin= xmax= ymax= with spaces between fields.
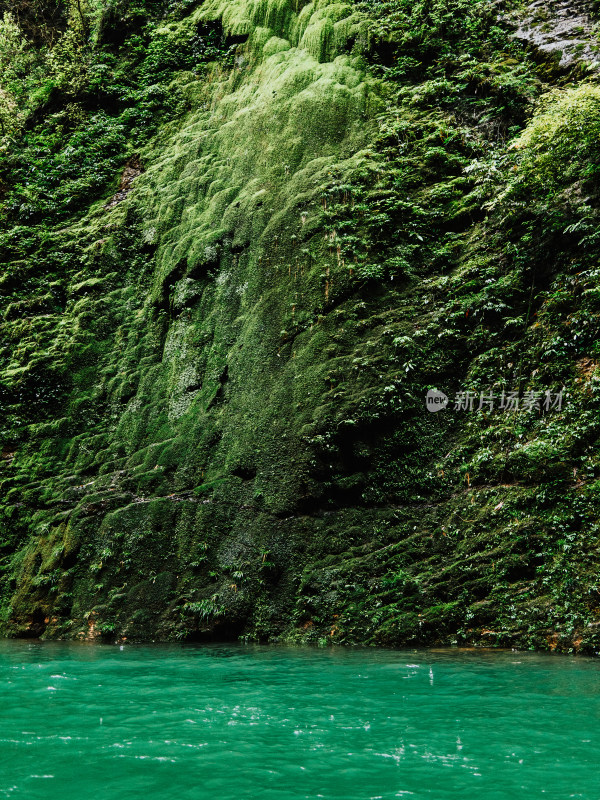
xmin=0 ymin=643 xmax=599 ymax=799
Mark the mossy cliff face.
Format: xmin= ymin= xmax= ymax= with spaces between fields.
xmin=1 ymin=0 xmax=600 ymax=652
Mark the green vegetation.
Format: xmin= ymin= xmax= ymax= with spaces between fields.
xmin=0 ymin=0 xmax=599 ymax=654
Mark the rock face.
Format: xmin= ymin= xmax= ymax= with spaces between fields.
xmin=509 ymin=0 xmax=599 ymax=67
xmin=104 ymin=156 xmax=144 ymax=209
xmin=1 ymin=0 xmax=600 ymax=653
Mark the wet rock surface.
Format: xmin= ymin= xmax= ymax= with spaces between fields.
xmin=105 ymin=155 xmax=143 ymax=209
xmin=507 ymin=0 xmax=599 ymax=67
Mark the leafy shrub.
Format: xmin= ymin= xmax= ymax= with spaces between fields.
xmin=4 ymin=112 xmax=126 ymax=221
xmin=508 ymin=85 xmax=600 ymax=197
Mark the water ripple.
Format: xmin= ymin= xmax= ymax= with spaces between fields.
xmin=0 ymin=643 xmax=599 ymax=799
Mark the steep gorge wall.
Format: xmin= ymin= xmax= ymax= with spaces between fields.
xmin=2 ymin=0 xmax=600 ymax=651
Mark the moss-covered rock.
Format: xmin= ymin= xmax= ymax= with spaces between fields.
xmin=0 ymin=0 xmax=600 ymax=654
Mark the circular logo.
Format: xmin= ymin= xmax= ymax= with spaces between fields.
xmin=426 ymin=389 xmax=448 ymax=412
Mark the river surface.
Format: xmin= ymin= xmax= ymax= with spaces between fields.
xmin=0 ymin=642 xmax=598 ymax=799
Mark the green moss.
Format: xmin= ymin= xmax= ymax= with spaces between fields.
xmin=0 ymin=0 xmax=599 ymax=654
